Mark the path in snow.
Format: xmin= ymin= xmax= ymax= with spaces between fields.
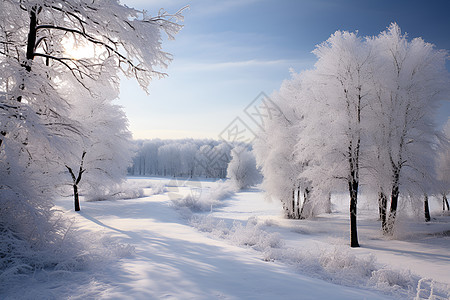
xmin=4 ymin=177 xmax=448 ymax=299
xmin=46 ymin=190 xmax=390 ymax=299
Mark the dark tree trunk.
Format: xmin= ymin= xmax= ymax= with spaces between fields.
xmin=348 ymin=138 xmax=360 ymax=247
xmin=1 ymin=7 xmax=39 ymax=148
xmin=378 ymin=191 xmax=387 ymax=232
xmin=17 ymin=6 xmax=39 ymax=103
xmin=377 ymin=193 xmax=382 ymax=221
xmin=293 ymin=188 xmax=296 ymax=219
xmin=443 ymin=194 xmax=449 ymax=211
xmin=349 ymin=177 xmax=359 ymax=247
xmin=291 ymin=188 xmax=296 ymax=219
xmin=66 ymin=151 xmax=86 ymax=211
xmin=26 ymin=7 xmax=38 ymax=63
xmin=424 ymin=194 xmax=431 ymax=222
xmin=73 ymin=184 xmax=80 ymax=211
xmin=386 ymin=168 xmax=400 ymax=235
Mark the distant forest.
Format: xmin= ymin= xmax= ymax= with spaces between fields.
xmin=129 ymin=139 xmax=247 ymax=179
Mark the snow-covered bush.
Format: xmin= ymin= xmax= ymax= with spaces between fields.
xmin=85 ymin=185 xmax=145 ymax=201
xmin=171 ymin=180 xmax=236 ymax=212
xmin=228 ymin=218 xmax=283 ymax=251
xmin=209 ymin=180 xmax=237 ymax=200
xmin=0 ymin=144 xmax=82 ymax=281
xmin=172 ymin=194 xmax=216 ymax=213
xmin=190 ymin=213 xmax=450 ymax=299
xmin=227 ymin=146 xmax=261 ymax=190
xmin=190 ymin=216 xmax=283 ymax=251
xmin=149 ymin=181 xmax=168 ymax=195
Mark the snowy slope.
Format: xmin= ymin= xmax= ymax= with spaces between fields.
xmin=2 ymin=177 xmax=449 ymax=299
xmin=209 ymin=190 xmax=450 ymax=287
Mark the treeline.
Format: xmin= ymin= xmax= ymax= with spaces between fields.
xmin=129 ymin=139 xmax=238 ymax=178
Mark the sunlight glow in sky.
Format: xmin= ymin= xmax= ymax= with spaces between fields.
xmin=63 ymin=36 xmax=97 ymax=60
xmin=117 ymin=0 xmax=450 ymax=140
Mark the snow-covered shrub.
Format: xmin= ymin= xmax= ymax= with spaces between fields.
xmin=0 ymin=153 xmax=83 ymax=283
xmin=318 ymin=247 xmax=376 ymax=283
xmin=172 ymin=194 xmax=217 ymax=212
xmin=369 ymin=269 xmax=417 ymax=291
xmin=227 ymin=146 xmax=261 ymax=190
xmin=85 ymin=184 xmax=145 ymax=201
xmin=190 ymin=216 xmax=283 ymax=251
xmin=262 ymin=244 xmax=422 ymax=298
xmin=190 ymin=216 xmax=230 ymax=238
xmin=228 ymin=218 xmax=283 ymax=251
xmin=190 ymin=212 xmax=443 ymax=299
xmin=171 ymin=180 xmax=236 ymax=212
xmin=209 ymin=180 xmax=237 ymax=200
xmin=149 ymin=181 xmax=168 ymax=195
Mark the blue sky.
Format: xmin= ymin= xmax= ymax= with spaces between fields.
xmin=118 ymin=0 xmax=450 ymax=140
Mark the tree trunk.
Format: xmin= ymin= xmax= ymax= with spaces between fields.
xmin=325 ymin=192 xmax=332 ymax=214
xmin=349 ymin=177 xmax=359 ymax=247
xmin=299 ymin=187 xmax=310 ymax=219
xmin=378 ymin=190 xmax=387 ymax=232
xmin=377 ymin=193 xmax=382 ymax=221
xmin=1 ymin=7 xmax=39 ymax=147
xmin=290 ymin=188 xmax=296 ymax=219
xmin=386 ymin=168 xmax=400 ymax=235
xmin=424 ymin=194 xmax=431 ymax=222
xmin=348 ymin=138 xmax=360 ymax=247
xmin=73 ymin=184 xmax=80 ymax=211
xmin=443 ymin=194 xmax=449 ymax=211
xmin=66 ymin=151 xmax=86 ymax=211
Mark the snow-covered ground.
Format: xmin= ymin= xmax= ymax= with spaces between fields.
xmin=3 ymin=177 xmax=449 ymax=299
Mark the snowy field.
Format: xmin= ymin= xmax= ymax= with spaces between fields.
xmin=2 ymin=177 xmax=449 ymax=299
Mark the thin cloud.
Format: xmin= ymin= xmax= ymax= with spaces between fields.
xmin=190 ymin=0 xmax=264 ymax=16
xmin=172 ymin=58 xmax=313 ymax=72
xmin=123 ymin=0 xmax=263 ymax=16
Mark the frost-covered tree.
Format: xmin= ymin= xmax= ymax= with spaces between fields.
xmin=0 ymin=0 xmax=184 ymax=273
xmin=158 ymin=143 xmax=181 ymax=176
xmin=227 ymin=146 xmax=261 ymax=190
xmin=296 ymin=31 xmax=373 ymax=247
xmin=369 ymin=24 xmax=449 ymax=234
xmin=258 ymin=23 xmax=448 ymax=246
xmin=64 ymin=99 xmax=133 ymax=208
xmin=436 ymin=118 xmax=450 ymax=212
xmin=128 ymin=139 xmax=235 ymax=179
xmin=212 ymin=142 xmax=233 ymax=178
xmin=180 ymin=143 xmax=197 ymax=178
xmin=254 ymin=72 xmax=321 ymax=219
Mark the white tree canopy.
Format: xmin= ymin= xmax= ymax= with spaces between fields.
xmin=0 ymin=0 xmax=185 ymax=274
xmin=227 ymin=146 xmax=261 ymax=190
xmin=255 ymin=23 xmax=449 ymax=243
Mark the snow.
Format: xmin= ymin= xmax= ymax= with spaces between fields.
xmin=2 ymin=177 xmax=449 ymax=299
